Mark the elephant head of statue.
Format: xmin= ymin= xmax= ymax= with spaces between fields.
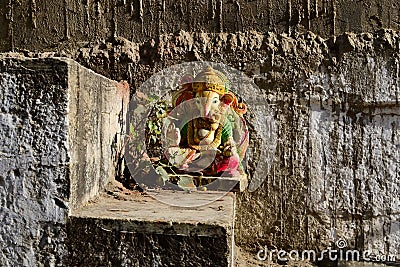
xmin=164 ymin=66 xmax=249 ymax=176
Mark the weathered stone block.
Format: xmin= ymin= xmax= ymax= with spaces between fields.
xmin=0 ymin=56 xmax=126 ymax=266
xmin=67 ymin=187 xmax=235 ymax=267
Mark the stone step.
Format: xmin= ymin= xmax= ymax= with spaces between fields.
xmin=67 ymin=184 xmax=236 ymax=266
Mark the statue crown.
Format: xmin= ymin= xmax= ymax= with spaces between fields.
xmin=192 ymin=66 xmax=228 ymax=95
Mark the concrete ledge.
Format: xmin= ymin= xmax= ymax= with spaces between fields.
xmin=67 ymin=185 xmax=235 ymax=266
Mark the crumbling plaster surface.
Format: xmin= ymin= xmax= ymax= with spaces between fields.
xmin=1 ymin=0 xmax=400 ymax=52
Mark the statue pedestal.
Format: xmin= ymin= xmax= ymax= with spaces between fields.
xmin=167 ymin=174 xmax=248 ymax=192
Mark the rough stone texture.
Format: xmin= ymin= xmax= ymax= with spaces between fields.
xmin=0 ymin=57 xmax=126 ymax=266
xmin=67 ymin=186 xmax=235 ymax=267
xmin=1 ymin=0 xmax=400 ymax=52
xmin=0 ymin=58 xmax=69 ymax=266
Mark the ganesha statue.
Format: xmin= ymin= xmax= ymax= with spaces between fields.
xmin=163 ymin=66 xmax=249 ymax=177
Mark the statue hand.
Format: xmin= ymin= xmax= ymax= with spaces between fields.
xmin=165 ymin=122 xmax=180 ymax=147
xmin=222 ymin=140 xmax=237 ymax=157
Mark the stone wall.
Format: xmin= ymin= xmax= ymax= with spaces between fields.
xmin=0 ymin=0 xmax=399 ymax=52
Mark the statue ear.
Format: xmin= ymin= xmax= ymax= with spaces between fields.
xmin=220 ymin=93 xmax=234 ymax=106
xmin=180 ymin=74 xmax=193 ymax=86
xmin=172 ymin=74 xmax=194 ymax=107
